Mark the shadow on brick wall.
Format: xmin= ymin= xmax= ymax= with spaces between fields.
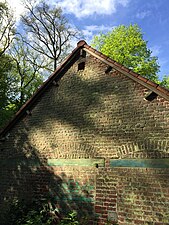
xmin=31 ymin=71 xmax=168 ymax=158
xmin=0 ymin=136 xmax=96 ymax=224
xmin=1 ymin=60 xmax=169 ymax=224
xmin=27 ymin=70 xmax=169 ymax=223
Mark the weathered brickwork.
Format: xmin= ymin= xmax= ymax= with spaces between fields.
xmin=0 ymin=53 xmax=169 ymax=224
xmin=96 ymin=167 xmax=169 ymax=225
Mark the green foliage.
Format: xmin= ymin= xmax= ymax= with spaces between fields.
xmin=15 ymin=210 xmax=52 ymax=225
xmin=9 ymin=36 xmax=44 ymax=108
xmin=6 ymin=199 xmax=55 ymax=225
xmin=0 ymin=1 xmax=15 ymax=55
xmin=5 ymin=199 xmax=92 ymax=225
xmin=160 ymin=75 xmax=169 ymax=89
xmin=0 ymin=53 xmax=17 ymax=128
xmin=0 ymin=38 xmax=43 ymax=129
xmin=91 ymin=24 xmax=160 ymax=82
xmin=0 ymin=0 xmax=79 ymax=129
xmin=0 ymin=2 xmax=16 ymax=128
xmin=59 ymin=211 xmax=79 ymax=225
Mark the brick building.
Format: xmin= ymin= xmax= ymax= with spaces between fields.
xmin=0 ymin=40 xmax=169 ymax=224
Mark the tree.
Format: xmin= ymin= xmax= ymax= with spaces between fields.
xmin=160 ymin=75 xmax=169 ymax=89
xmin=0 ymin=1 xmax=15 ymax=56
xmin=0 ymin=54 xmax=17 ymax=128
xmin=21 ymin=0 xmax=79 ymax=72
xmin=0 ymin=2 xmax=16 ymax=128
xmin=91 ymin=24 xmax=160 ymax=81
xmin=9 ymin=36 xmax=43 ymax=108
xmin=0 ymin=36 xmax=44 ymax=128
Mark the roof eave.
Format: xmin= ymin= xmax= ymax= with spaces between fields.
xmin=1 ymin=40 xmax=169 ymax=137
xmin=0 ymin=41 xmax=86 ymax=137
xmin=84 ymin=45 xmax=169 ymax=101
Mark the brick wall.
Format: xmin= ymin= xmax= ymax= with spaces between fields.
xmin=0 ymin=53 xmax=169 ymax=224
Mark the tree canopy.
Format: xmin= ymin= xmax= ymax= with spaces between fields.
xmin=0 ymin=53 xmax=17 ymax=128
xmin=0 ymin=4 xmax=169 ymax=130
xmin=9 ymin=36 xmax=43 ymax=108
xmin=0 ymin=2 xmax=15 ymax=56
xmin=21 ymin=0 xmax=79 ymax=71
xmin=0 ymin=0 xmax=80 ymax=128
xmin=91 ymin=24 xmax=160 ymax=82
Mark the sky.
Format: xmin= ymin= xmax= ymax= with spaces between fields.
xmin=6 ymin=0 xmax=169 ymax=80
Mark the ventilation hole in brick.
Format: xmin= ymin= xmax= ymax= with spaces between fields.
xmin=78 ymin=62 xmax=85 ymax=71
xmin=95 ymin=163 xmax=99 ymax=168
xmin=145 ymin=92 xmax=158 ymax=101
xmin=105 ymin=66 xmax=112 ymax=74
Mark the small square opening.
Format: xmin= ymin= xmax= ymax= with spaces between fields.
xmin=145 ymin=91 xmax=158 ymax=101
xmin=78 ymin=62 xmax=85 ymax=71
xmin=105 ymin=66 xmax=112 ymax=74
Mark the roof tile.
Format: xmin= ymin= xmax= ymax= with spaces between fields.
xmin=137 ymin=75 xmax=148 ymax=83
xmin=84 ymin=44 xmax=90 ymax=49
xmin=114 ymin=61 xmax=122 ymax=67
xmin=156 ymin=85 xmax=169 ymax=95
xmin=101 ymin=54 xmax=109 ymax=60
xmin=77 ymin=40 xmax=87 ymax=47
xmin=121 ymin=66 xmax=130 ymax=73
xmin=146 ymin=80 xmax=158 ymax=88
xmin=88 ymin=46 xmax=95 ymax=53
xmin=106 ymin=57 xmax=116 ymax=64
xmin=129 ymin=70 xmax=139 ymax=78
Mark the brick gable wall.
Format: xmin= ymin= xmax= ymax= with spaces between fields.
xmin=0 ymin=53 xmax=169 ymax=224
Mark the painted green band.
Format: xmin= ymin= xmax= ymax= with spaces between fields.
xmin=110 ymin=159 xmax=169 ymax=168
xmin=47 ymin=158 xmax=105 ymax=167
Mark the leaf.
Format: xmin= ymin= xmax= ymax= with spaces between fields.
xmin=91 ymin=24 xmax=160 ymax=82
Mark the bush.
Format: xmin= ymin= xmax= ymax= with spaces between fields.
xmin=6 ymin=199 xmax=55 ymax=225
xmin=6 ymin=199 xmax=82 ymax=225
xmin=58 ymin=211 xmax=79 ymax=225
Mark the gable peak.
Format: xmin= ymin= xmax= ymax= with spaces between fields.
xmin=77 ymin=40 xmax=87 ymax=47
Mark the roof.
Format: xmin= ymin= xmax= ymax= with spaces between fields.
xmin=1 ymin=40 xmax=169 ymax=137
